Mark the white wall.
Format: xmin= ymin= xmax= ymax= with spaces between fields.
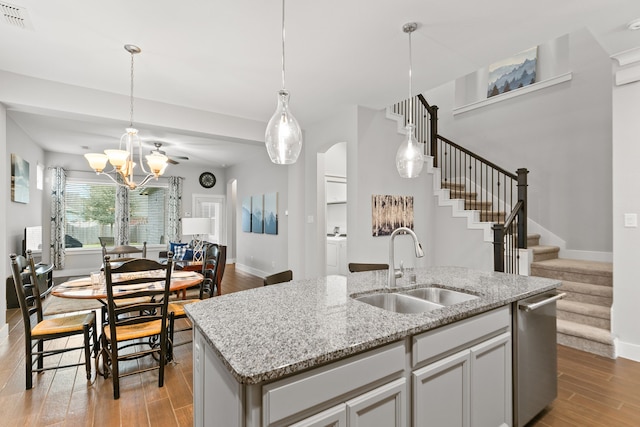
xmin=7 ymin=118 xmax=45 ymax=259
xmin=1 ymin=104 xmax=7 ymax=336
xmin=424 ymin=29 xmax=613 ymax=256
xmin=612 ymin=55 xmax=640 ymax=361
xmin=227 ymin=152 xmax=289 ymax=278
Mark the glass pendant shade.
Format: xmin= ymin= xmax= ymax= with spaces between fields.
xmin=396 ymin=123 xmax=424 ymax=178
xmin=265 ymin=90 xmax=302 ymax=164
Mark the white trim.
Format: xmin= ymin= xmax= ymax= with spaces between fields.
xmin=611 ymin=47 xmax=640 ymax=66
xmin=236 ymin=262 xmax=267 ymax=279
xmin=559 ymin=249 xmax=613 ymax=263
xmin=452 ymin=72 xmax=573 ymax=115
xmin=0 ymin=323 xmax=8 ymax=341
xmin=615 ymin=63 xmax=640 ymax=86
xmin=614 ymin=337 xmax=639 ymax=362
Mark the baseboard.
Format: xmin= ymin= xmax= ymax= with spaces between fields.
xmin=236 ymin=263 xmax=267 ymax=278
xmin=0 ymin=323 xmax=8 ymax=341
xmin=560 ymin=250 xmax=613 ymax=263
xmin=614 ymin=337 xmax=640 ymax=362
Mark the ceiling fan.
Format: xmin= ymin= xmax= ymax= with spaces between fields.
xmin=149 ymin=142 xmax=189 ymax=165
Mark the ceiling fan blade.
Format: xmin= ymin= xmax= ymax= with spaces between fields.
xmin=167 ymin=157 xmax=180 ymax=165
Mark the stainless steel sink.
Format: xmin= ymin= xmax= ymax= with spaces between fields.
xmin=354 ymin=292 xmax=443 ymax=314
xmin=401 ymin=287 xmax=479 ymax=306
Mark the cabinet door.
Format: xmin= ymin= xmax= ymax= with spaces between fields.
xmin=413 ymin=350 xmax=470 ymax=427
xmin=470 ymin=332 xmax=512 ymax=427
xmin=327 ymin=241 xmax=339 ymax=274
xmin=346 ymin=378 xmax=406 ymax=427
xmin=290 ymin=404 xmax=347 ymax=427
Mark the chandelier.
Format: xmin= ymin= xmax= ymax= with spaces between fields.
xmin=264 ymin=0 xmax=303 ymax=164
xmin=396 ymin=22 xmax=425 ymax=179
xmin=85 ymin=44 xmax=168 ymax=190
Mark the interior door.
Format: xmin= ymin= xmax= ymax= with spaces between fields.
xmin=192 ymin=194 xmax=226 ymax=244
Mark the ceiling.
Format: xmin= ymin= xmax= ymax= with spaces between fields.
xmin=2 ymin=0 xmax=640 ymax=167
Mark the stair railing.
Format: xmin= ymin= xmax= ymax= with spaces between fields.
xmin=391 ymin=94 xmax=528 ymax=274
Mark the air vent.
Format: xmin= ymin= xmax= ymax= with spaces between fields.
xmin=0 ymin=2 xmax=33 ymax=30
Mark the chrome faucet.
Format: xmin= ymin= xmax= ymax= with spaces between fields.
xmin=388 ymin=227 xmax=424 ymax=288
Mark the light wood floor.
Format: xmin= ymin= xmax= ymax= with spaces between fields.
xmin=2 ymin=265 xmax=639 ymax=426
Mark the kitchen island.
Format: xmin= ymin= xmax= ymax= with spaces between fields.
xmin=185 ymin=266 xmax=560 ymax=427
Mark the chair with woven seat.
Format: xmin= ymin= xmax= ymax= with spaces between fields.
xmin=10 ymin=251 xmax=98 ymax=390
xmin=99 ymin=254 xmax=174 ymax=399
xmin=167 ymin=244 xmax=219 ymax=358
xmin=263 ymin=269 xmax=293 ymax=286
xmin=348 ymin=263 xmax=389 ymax=273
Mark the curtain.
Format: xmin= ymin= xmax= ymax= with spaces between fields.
xmin=115 ymin=175 xmax=130 ymax=245
xmin=50 ymin=167 xmax=66 ymax=269
xmin=167 ymin=176 xmax=183 ymax=244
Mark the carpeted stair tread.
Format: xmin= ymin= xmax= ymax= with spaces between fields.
xmin=557 ymin=318 xmax=613 ymax=346
xmin=559 ymin=280 xmax=613 ymax=298
xmin=557 ymin=299 xmax=610 ymax=320
xmin=531 ymin=258 xmax=612 ymax=277
xmin=531 ymin=245 xmax=560 ymax=255
xmin=531 ymin=258 xmax=613 ymax=287
xmin=441 ymin=182 xmax=465 ymax=190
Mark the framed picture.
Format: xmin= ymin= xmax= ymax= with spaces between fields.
xmin=11 ymin=153 xmax=29 ymax=204
xmin=251 ymin=194 xmax=264 ymax=234
xmin=372 ymin=195 xmax=414 ymax=236
xmin=264 ymin=192 xmax=278 ymax=235
xmin=487 ymin=46 xmax=537 ymax=98
xmin=241 ymin=196 xmax=252 ymax=232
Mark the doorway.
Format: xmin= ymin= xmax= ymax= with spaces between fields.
xmin=192 ymin=194 xmax=226 ymax=244
xmin=323 ymin=142 xmax=347 ymax=275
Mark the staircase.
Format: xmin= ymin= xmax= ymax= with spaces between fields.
xmin=528 ymin=234 xmax=615 ymax=358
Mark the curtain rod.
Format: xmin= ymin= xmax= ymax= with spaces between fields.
xmin=46 ymin=167 xmax=185 ymax=180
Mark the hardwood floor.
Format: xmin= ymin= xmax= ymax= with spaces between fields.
xmin=2 ymin=265 xmax=639 ymax=426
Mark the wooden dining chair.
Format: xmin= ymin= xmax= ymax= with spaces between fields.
xmin=263 ymin=270 xmax=293 ymax=286
xmin=348 ymin=263 xmax=389 ymax=273
xmin=10 ymin=251 xmax=98 ymax=390
xmin=167 ymin=244 xmax=219 ymax=359
xmin=99 ymin=254 xmax=174 ymax=399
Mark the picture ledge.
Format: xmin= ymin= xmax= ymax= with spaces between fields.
xmin=453 ymin=72 xmax=573 ymax=116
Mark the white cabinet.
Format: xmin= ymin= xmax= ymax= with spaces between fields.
xmin=469 ymin=333 xmax=512 ymax=427
xmin=194 ymin=308 xmax=512 ymax=427
xmin=326 ymin=237 xmax=347 ymax=275
xmin=346 ymin=379 xmax=406 ymax=427
xmin=290 ymin=404 xmax=347 ymax=427
xmin=326 ymin=180 xmax=347 ymax=204
xmin=412 ymin=307 xmax=512 ymax=427
xmin=413 ymin=350 xmax=470 ymax=427
xmin=292 ymin=379 xmax=406 ymax=427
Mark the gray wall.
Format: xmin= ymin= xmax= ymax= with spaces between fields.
xmin=227 ymin=151 xmax=290 ymax=277
xmin=424 ymin=29 xmax=613 ymax=255
xmin=612 ymin=57 xmax=640 ymax=360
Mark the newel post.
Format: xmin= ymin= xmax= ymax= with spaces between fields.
xmin=492 ymin=223 xmax=505 ymax=272
xmin=516 ymin=168 xmax=528 ymax=249
xmin=430 ymin=105 xmax=439 ymax=167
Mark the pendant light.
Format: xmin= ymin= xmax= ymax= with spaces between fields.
xmin=265 ymin=0 xmax=302 ymax=164
xmin=396 ymin=22 xmax=425 ymax=178
xmin=85 ymin=44 xmax=168 ymax=189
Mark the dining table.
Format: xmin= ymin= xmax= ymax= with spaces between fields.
xmin=51 ymin=270 xmax=204 ymax=301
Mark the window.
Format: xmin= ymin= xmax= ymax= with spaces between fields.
xmin=65 ymin=180 xmax=168 ymax=248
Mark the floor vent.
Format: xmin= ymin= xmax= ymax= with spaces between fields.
xmin=1 ymin=2 xmax=33 ymax=30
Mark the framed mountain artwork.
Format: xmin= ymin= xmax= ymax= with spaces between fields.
xmin=487 ymin=46 xmax=537 ymax=98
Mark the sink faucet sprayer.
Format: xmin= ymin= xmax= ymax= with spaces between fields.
xmin=388 ymin=227 xmax=424 ymax=289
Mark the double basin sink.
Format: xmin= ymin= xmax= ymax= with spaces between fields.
xmin=354 ymin=287 xmax=479 ymax=314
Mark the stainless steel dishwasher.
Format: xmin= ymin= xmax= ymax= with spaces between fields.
xmin=513 ymin=292 xmax=565 ymax=427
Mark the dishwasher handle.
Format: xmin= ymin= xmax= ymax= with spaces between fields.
xmin=518 ymin=292 xmax=566 ymax=312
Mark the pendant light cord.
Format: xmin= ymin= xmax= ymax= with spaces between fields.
xmin=281 ymin=0 xmax=286 ymax=90
xmin=408 ymin=28 xmax=413 ymax=126
xmin=129 ymin=51 xmax=135 ymax=128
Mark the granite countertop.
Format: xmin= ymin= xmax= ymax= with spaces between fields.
xmin=185 ymin=266 xmax=560 ymax=385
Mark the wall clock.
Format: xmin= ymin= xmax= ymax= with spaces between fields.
xmin=199 ymin=172 xmax=216 ymax=188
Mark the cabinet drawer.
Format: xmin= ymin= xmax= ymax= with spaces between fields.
xmin=263 ymin=341 xmax=406 ymax=426
xmin=412 ymin=306 xmax=510 ymax=367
